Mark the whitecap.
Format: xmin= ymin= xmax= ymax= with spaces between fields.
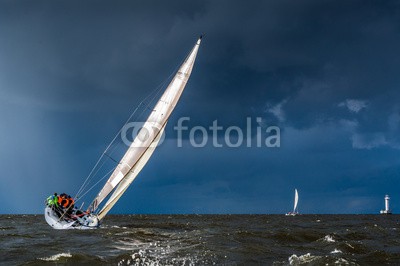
xmin=330 ymin=248 xmax=342 ymax=254
xmin=323 ymin=235 xmax=335 ymax=243
xmin=39 ymin=252 xmax=72 ymax=261
xmin=335 ymin=258 xmax=350 ymax=264
xmin=288 ymin=253 xmax=321 ymax=265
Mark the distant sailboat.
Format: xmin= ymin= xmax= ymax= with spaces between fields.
xmin=44 ymin=36 xmax=202 ymax=229
xmin=286 ymin=189 xmax=299 ymax=216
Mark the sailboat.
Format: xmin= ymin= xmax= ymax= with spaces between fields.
xmin=44 ymin=36 xmax=202 ymax=229
xmin=285 ymin=189 xmax=299 ymax=216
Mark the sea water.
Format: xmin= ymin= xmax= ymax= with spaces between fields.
xmin=1 ymin=214 xmax=400 ymax=265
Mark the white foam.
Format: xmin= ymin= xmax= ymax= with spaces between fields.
xmin=330 ymin=248 xmax=342 ymax=254
xmin=115 ymin=240 xmax=213 ymax=266
xmin=323 ymin=235 xmax=336 ymax=243
xmin=117 ymin=248 xmax=201 ymax=266
xmin=288 ymin=253 xmax=321 ymax=265
xmin=334 ymin=258 xmax=350 ymax=264
xmin=39 ymin=252 xmax=72 ymax=261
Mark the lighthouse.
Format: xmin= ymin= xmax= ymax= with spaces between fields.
xmin=380 ymin=195 xmax=392 ymax=214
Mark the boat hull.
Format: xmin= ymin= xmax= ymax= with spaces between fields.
xmin=44 ymin=207 xmax=100 ymax=229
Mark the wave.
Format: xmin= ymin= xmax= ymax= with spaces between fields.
xmin=101 ymin=225 xmax=128 ymax=229
xmin=116 ymin=250 xmax=213 ymax=266
xmin=331 ymin=248 xmax=342 ymax=254
xmin=271 ymin=230 xmax=323 ymax=243
xmin=334 ymin=258 xmax=354 ymax=265
xmin=320 ymin=234 xmax=336 ymax=243
xmin=39 ymin=252 xmax=72 ymax=261
xmin=288 ymin=253 xmax=356 ymax=265
xmin=288 ymin=253 xmax=322 ymax=265
xmin=114 ymin=228 xmax=171 ymax=240
xmin=0 ymin=226 xmax=15 ymax=230
xmin=3 ymin=214 xmax=399 ymax=265
xmin=34 ymin=253 xmax=106 ymax=264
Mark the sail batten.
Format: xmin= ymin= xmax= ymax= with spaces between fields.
xmin=90 ymin=37 xmax=202 ymax=216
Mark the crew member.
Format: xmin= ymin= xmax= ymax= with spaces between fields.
xmin=46 ymin=193 xmax=59 ymax=207
xmin=58 ymin=193 xmax=75 ymax=209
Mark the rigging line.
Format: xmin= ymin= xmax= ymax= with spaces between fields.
xmin=76 ymin=134 xmax=125 ymax=198
xmin=76 ymin=90 xmax=160 ymax=199
xmin=76 ymin=154 xmax=114 ymax=200
xmin=130 ymin=65 xmax=177 ymax=127
xmin=57 ymin=207 xmax=70 ymax=223
xmin=75 ymin=51 xmax=186 ymax=200
xmin=76 ymin=86 xmax=163 ymax=198
xmin=133 ymin=50 xmax=188 ymax=122
xmin=133 ymin=66 xmax=177 ymax=122
xmin=133 ymin=85 xmax=164 ymax=124
xmin=75 ymin=167 xmax=116 ymax=206
xmin=88 ymin=60 xmax=187 ymax=205
xmin=89 ymin=84 xmax=170 ymax=211
xmin=85 ymin=51 xmax=194 ymax=213
xmin=75 ymin=101 xmax=146 ymax=199
xmin=103 ymin=152 xmax=119 ymax=164
xmin=95 ymin=119 xmax=169 ymax=214
xmin=96 ymin=138 xmax=163 ymax=217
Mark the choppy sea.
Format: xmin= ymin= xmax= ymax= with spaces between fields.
xmin=1 ymin=214 xmax=400 ymax=265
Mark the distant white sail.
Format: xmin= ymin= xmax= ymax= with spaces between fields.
xmin=293 ymin=189 xmax=299 ymax=213
xmin=90 ymin=37 xmax=202 ymax=216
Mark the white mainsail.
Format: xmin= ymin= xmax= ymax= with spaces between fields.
xmin=90 ymin=37 xmax=202 ymax=216
xmin=293 ymin=189 xmax=299 ymax=213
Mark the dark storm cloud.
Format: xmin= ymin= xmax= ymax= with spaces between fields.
xmin=0 ymin=0 xmax=399 ymax=213
xmin=0 ymin=1 xmax=204 ymax=111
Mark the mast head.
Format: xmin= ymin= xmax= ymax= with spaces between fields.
xmin=197 ymin=34 xmax=204 ymax=45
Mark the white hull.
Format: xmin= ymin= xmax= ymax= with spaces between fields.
xmin=44 ymin=207 xmax=100 ymax=229
xmin=285 ymin=212 xmax=299 ymax=216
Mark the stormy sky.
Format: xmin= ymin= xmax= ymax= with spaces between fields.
xmin=1 ymin=0 xmax=400 ymax=214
